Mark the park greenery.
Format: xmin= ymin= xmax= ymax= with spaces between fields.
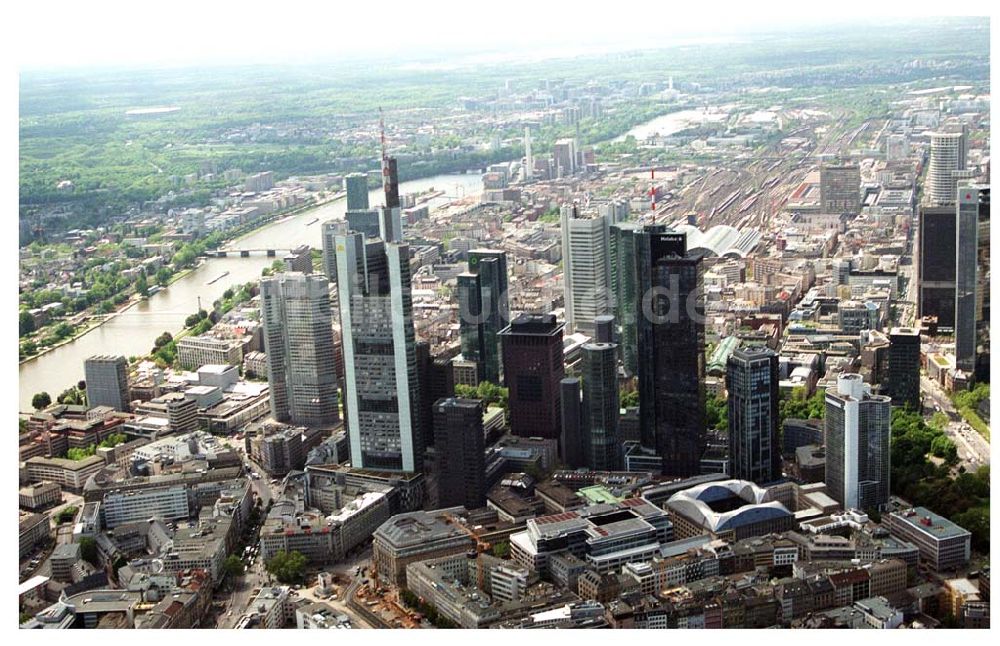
xmin=778 ymin=387 xmax=825 ymax=425
xmin=705 ymin=396 xmax=728 ymax=431
xmin=890 ymin=409 xmax=989 ymax=552
xmin=264 ymin=550 xmax=307 ymax=584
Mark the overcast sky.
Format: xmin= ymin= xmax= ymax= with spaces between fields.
xmin=11 ymin=1 xmax=993 ymax=70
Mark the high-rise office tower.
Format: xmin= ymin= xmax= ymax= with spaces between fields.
xmin=345 ymin=209 xmax=382 ymax=240
xmin=927 ymin=130 xmax=968 ymax=205
xmin=500 ymin=313 xmax=564 ymax=440
xmin=344 ymin=173 xmax=370 ymax=212
xmin=260 ymin=273 xmax=340 ymax=427
xmin=321 ymin=220 xmax=347 ymax=283
xmin=593 ymin=315 xmax=614 ymax=344
xmin=84 ymin=355 xmax=130 ymax=412
xmin=457 ymin=249 xmax=509 ymax=385
xmin=433 ymin=397 xmax=485 ymax=510
xmin=560 ymin=377 xmax=583 ymax=468
xmin=917 ymin=205 xmax=958 ymax=330
xmin=819 ymin=163 xmax=861 ymax=214
xmin=887 ymin=327 xmax=921 ymax=409
xmin=581 ymin=342 xmax=621 ymax=471
xmin=824 ymin=373 xmax=891 ymax=512
xmin=560 ymin=204 xmax=611 ymax=335
xmin=726 ymin=347 xmax=780 ymax=485
xmin=610 ymin=222 xmax=642 ymax=376
xmin=636 ymin=228 xmax=706 ymax=477
xmin=552 ymin=138 xmax=577 ymax=177
xmin=955 ymin=185 xmax=990 ymax=376
xmin=335 ymin=232 xmax=422 ymax=471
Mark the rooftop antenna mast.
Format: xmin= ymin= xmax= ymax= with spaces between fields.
xmin=649 ymin=168 xmax=657 ymax=218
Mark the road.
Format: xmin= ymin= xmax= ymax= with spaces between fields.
xmin=20 ymin=492 xmax=83 ymax=582
xmin=921 ymin=376 xmax=991 ymax=468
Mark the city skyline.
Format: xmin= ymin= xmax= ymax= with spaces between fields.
xmin=14 ymin=14 xmax=992 ymax=632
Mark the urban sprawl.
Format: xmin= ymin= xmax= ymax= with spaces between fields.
xmin=18 ymin=49 xmax=991 ymax=631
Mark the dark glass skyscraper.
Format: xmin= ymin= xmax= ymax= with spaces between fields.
xmin=636 ymin=228 xmax=706 ymax=477
xmin=433 ymin=397 xmax=485 ymax=510
xmin=344 ymin=173 xmax=370 ymax=212
xmin=581 ymin=342 xmax=621 ymax=471
xmin=610 ymin=222 xmax=641 ymax=377
xmin=560 ymin=377 xmax=583 ymax=468
xmin=500 ymin=314 xmax=564 ymax=440
xmin=955 ymin=185 xmax=990 ymax=376
xmin=887 ymin=327 xmax=921 ymax=409
xmin=917 ymin=205 xmax=958 ymax=330
xmin=458 ymin=249 xmax=509 ymax=385
xmin=726 ymin=346 xmax=780 ymax=485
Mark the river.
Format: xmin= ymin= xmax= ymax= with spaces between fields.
xmin=18 ymin=171 xmax=485 ymax=412
xmin=615 ymin=106 xmax=732 ymax=142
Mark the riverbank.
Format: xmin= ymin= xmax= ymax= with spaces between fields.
xmin=18 ymin=263 xmax=200 ymax=367
xmin=224 ymin=191 xmax=346 ymax=248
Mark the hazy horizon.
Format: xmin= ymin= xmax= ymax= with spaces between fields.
xmin=13 ymin=2 xmax=990 ymax=73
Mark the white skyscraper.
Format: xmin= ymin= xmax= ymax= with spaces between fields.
xmin=560 ymin=204 xmax=612 ymax=335
xmin=335 ymin=232 xmax=422 ymax=472
xmin=927 ymin=130 xmax=968 ymax=205
xmin=824 ymin=373 xmax=891 ymax=512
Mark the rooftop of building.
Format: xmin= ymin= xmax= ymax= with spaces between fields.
xmin=373 ymin=507 xmax=477 ymax=550
xmin=890 ymin=507 xmax=971 ymax=540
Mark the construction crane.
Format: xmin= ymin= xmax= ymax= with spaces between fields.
xmin=443 ymin=512 xmax=491 ymax=554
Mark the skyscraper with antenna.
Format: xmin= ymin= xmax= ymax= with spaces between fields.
xmin=378 ymin=108 xmax=402 ymax=242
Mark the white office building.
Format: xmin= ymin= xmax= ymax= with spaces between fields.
xmin=560 ymin=205 xmax=612 ymax=335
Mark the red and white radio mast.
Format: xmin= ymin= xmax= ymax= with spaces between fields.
xmin=649 ymin=168 xmax=656 ymax=213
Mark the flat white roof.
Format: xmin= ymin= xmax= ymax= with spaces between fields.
xmin=19 ymin=575 xmax=49 ymax=595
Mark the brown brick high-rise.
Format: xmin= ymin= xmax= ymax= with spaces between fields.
xmin=500 ymin=314 xmax=564 ymax=439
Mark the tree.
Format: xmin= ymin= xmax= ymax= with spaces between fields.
xmin=67 ymin=445 xmax=97 ymax=460
xmin=930 ymin=434 xmax=958 ymax=462
xmin=57 ymin=388 xmax=84 ymax=405
xmin=136 ymin=271 xmax=149 ymax=297
xmin=79 ymin=536 xmax=98 ymax=566
xmin=153 ymin=331 xmax=173 ymax=349
xmin=265 ymin=550 xmax=307 ymax=583
xmin=57 ymin=506 xmax=79 ymax=524
xmin=620 ymin=389 xmax=640 ymax=409
xmin=706 ymin=396 xmax=728 ymax=431
xmin=19 ymin=310 xmax=35 ymax=337
xmin=31 ymin=392 xmax=51 ymax=411
xmin=156 ymin=267 xmax=172 ymax=286
xmin=222 ymin=554 xmax=244 ymax=582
